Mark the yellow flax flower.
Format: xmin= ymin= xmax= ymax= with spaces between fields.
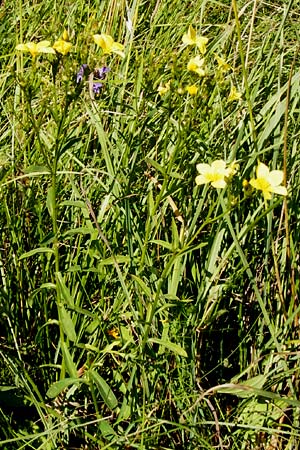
xmin=53 ymin=39 xmax=72 ymax=55
xmin=186 ymin=85 xmax=198 ymax=95
xmin=182 ymin=25 xmax=208 ymax=54
xmin=16 ymin=40 xmax=55 ymax=58
xmin=249 ymin=162 xmax=287 ymax=201
xmin=196 ymin=160 xmax=231 ymax=189
xmin=187 ymin=56 xmax=206 ymax=76
xmin=215 ymin=54 xmax=231 ymax=73
xmin=228 ymin=85 xmax=242 ymax=102
xmin=158 ymin=80 xmax=171 ymax=96
xmin=93 ymin=33 xmax=125 ymax=57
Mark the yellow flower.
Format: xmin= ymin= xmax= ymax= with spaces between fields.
xmin=186 ymin=85 xmax=198 ymax=95
xmin=249 ymin=162 xmax=287 ymax=201
xmin=62 ymin=29 xmax=69 ymax=41
xmin=242 ymin=179 xmax=253 ymax=196
xmin=196 ymin=160 xmax=231 ymax=189
xmin=158 ymin=80 xmax=171 ymax=96
xmin=215 ymin=54 xmax=231 ymax=72
xmin=228 ymin=86 xmax=242 ymax=102
xmin=228 ymin=161 xmax=239 ymax=177
xmin=53 ymin=39 xmax=72 ymax=55
xmin=182 ymin=25 xmax=208 ymax=54
xmin=107 ymin=328 xmax=120 ymax=339
xmin=93 ymin=33 xmax=125 ymax=57
xmin=187 ymin=56 xmax=206 ymax=76
xmin=16 ymin=40 xmax=55 ymax=58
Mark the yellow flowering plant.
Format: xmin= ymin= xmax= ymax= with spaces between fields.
xmin=187 ymin=56 xmax=206 ymax=76
xmin=53 ymin=40 xmax=72 ymax=55
xmin=215 ymin=55 xmax=231 ymax=73
xmin=249 ymin=162 xmax=287 ymax=201
xmin=186 ymin=85 xmax=198 ymax=95
xmin=158 ymin=80 xmax=171 ymax=96
xmin=93 ymin=33 xmax=125 ymax=57
xmin=195 ymin=160 xmax=233 ymax=189
xmin=228 ymin=85 xmax=242 ymax=102
xmin=16 ymin=40 xmax=55 ymax=58
xmin=182 ymin=25 xmax=208 ymax=54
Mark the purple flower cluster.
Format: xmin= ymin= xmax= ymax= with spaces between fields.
xmin=76 ymin=64 xmax=88 ymax=83
xmin=76 ymin=64 xmax=110 ymax=97
xmin=92 ymin=66 xmax=110 ymax=95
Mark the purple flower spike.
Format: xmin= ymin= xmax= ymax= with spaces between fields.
xmin=94 ymin=66 xmax=110 ymax=80
xmin=92 ymin=82 xmax=103 ymax=95
xmin=76 ymin=64 xmax=88 ymax=83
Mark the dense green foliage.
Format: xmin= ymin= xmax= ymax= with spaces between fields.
xmin=1 ymin=0 xmax=300 ymax=448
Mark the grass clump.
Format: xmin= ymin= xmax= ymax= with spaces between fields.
xmin=0 ymin=0 xmax=300 ymax=448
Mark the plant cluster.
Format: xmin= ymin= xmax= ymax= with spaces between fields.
xmin=0 ymin=1 xmax=299 ymax=449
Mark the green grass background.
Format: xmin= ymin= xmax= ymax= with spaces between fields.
xmin=0 ymin=0 xmax=300 ymax=448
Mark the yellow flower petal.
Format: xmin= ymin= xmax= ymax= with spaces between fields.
xmin=269 ymin=169 xmax=284 ymax=186
xmin=186 ymin=85 xmax=198 ymax=95
xmin=211 ymin=179 xmax=227 ymax=189
xmin=53 ymin=39 xmax=72 ymax=55
xmin=256 ymin=162 xmax=269 ymax=178
xmin=195 ymin=36 xmax=208 ymax=54
xmin=62 ymin=29 xmax=69 ymax=41
xmin=158 ymin=80 xmax=171 ymax=96
xmin=187 ymin=56 xmax=206 ymax=76
xmin=182 ymin=25 xmax=197 ymax=45
xmin=271 ymin=185 xmax=287 ymax=196
xmin=228 ymin=86 xmax=242 ymax=102
xmin=215 ymin=54 xmax=231 ymax=72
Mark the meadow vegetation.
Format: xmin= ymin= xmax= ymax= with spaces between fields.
xmin=0 ymin=0 xmax=300 ymax=448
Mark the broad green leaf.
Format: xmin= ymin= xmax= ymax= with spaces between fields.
xmin=99 ymin=420 xmax=116 ymax=440
xmin=59 ymin=305 xmax=76 ymax=342
xmin=89 ymin=370 xmax=118 ymax=410
xmin=24 ymin=165 xmax=50 ymax=174
xmin=46 ymin=378 xmax=82 ymax=398
xmin=149 ymin=338 xmax=187 ymax=357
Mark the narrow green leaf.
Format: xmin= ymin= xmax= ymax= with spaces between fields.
xmin=97 ymin=255 xmax=130 ymax=266
xmin=19 ymin=247 xmax=54 ymax=260
xmin=61 ymin=342 xmax=78 ymax=379
xmin=150 ymin=239 xmax=173 ymax=251
xmin=145 ymin=157 xmax=166 ymax=175
xmin=131 ymin=274 xmax=151 ymax=298
xmin=47 ymin=185 xmax=55 ymax=219
xmin=56 ymin=272 xmax=74 ymax=307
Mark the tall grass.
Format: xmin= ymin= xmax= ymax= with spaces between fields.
xmin=0 ymin=0 xmax=300 ymax=448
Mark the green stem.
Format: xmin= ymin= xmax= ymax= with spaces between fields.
xmin=231 ymin=0 xmax=257 ymax=151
